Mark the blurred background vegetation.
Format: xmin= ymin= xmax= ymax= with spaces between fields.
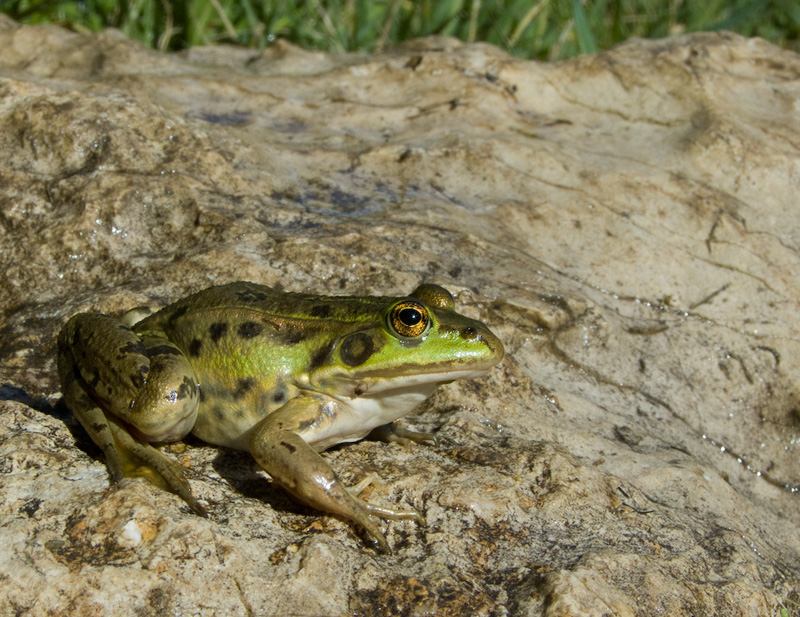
xmin=1 ymin=0 xmax=798 ymax=59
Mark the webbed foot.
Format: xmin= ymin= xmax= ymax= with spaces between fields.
xmin=369 ymin=423 xmax=438 ymax=448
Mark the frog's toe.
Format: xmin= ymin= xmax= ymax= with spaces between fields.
xmin=369 ymin=423 xmax=438 ymax=448
xmin=346 ymin=472 xmax=381 ymax=496
xmin=354 ymin=513 xmax=391 ymax=553
xmin=346 ymin=474 xmax=426 ymax=527
xmin=362 ymin=502 xmax=426 ymax=527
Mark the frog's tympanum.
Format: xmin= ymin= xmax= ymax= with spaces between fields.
xmin=57 ymin=282 xmax=504 ymax=551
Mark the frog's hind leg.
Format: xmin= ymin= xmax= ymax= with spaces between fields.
xmin=61 ymin=372 xmax=206 ymax=515
xmin=249 ymin=394 xmax=425 ymax=552
xmin=57 ymin=313 xmax=205 ymax=516
xmin=58 ymin=365 xmax=127 ymax=483
xmin=105 ymin=414 xmax=207 ymax=516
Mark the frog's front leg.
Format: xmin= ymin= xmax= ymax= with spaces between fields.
xmin=57 ymin=312 xmax=205 ymax=514
xmin=250 ymin=394 xmax=424 ymax=552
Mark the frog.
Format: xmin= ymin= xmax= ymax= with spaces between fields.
xmin=57 ymin=281 xmax=504 ymax=551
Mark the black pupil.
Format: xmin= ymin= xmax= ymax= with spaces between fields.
xmin=399 ymin=307 xmax=422 ymax=326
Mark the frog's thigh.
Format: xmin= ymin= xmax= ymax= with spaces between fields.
xmin=128 ymin=333 xmax=200 ymax=441
xmin=59 ymin=313 xmax=206 ymax=514
xmin=59 ymin=313 xmax=199 ymax=442
xmin=58 ymin=345 xmax=127 ymax=482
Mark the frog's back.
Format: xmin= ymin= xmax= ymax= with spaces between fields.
xmin=137 ymin=282 xmax=391 ymax=330
xmin=130 ymin=282 xmax=390 ymax=450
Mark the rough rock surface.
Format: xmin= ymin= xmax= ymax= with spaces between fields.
xmin=1 ymin=16 xmax=799 ymax=616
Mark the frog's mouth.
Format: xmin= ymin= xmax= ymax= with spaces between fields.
xmin=318 ymin=363 xmax=497 ymax=399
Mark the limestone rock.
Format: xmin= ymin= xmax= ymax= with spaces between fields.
xmin=0 ymin=15 xmax=798 ymax=616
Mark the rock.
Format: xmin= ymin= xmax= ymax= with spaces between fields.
xmin=1 ymin=15 xmax=798 ymax=616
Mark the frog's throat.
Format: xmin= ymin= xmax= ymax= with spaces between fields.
xmin=312 ymin=365 xmax=493 ymax=399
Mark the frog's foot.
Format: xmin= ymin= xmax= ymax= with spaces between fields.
xmin=347 ymin=499 xmax=425 ymax=553
xmin=347 ymin=473 xmax=426 ymax=525
xmin=369 ymin=423 xmax=438 ymax=448
xmin=106 ymin=417 xmax=207 ymax=517
xmin=66 ymin=383 xmax=205 ymax=516
xmin=250 ymin=404 xmax=426 ymax=553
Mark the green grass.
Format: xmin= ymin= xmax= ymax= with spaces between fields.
xmin=2 ymin=0 xmax=798 ymax=59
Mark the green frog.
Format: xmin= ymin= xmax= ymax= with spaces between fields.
xmin=57 ymin=282 xmax=504 ymax=551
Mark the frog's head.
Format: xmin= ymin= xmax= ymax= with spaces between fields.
xmin=309 ymin=284 xmax=504 ymax=404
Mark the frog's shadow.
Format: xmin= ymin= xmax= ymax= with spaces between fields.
xmin=1 ymin=383 xmax=61 ymax=417
xmin=205 ymin=439 xmax=367 ymax=519
xmin=3 ymin=383 xmax=320 ymax=518
xmin=204 ymin=440 xmax=311 ymax=517
xmin=1 ymin=384 xmax=97 ymax=452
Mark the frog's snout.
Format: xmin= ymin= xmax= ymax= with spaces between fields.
xmin=482 ymin=329 xmax=504 ymax=364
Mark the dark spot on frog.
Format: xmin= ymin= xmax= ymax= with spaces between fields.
xmin=176 ymin=376 xmax=197 ymax=400
xmin=308 ymin=346 xmax=331 ymax=371
xmin=91 ymin=422 xmax=107 ymax=434
xmin=169 ymin=306 xmax=188 ymax=323
xmin=233 ymin=377 xmax=256 ymax=400
xmin=147 ymin=345 xmax=183 ymax=357
xmin=213 ymin=404 xmax=225 ymax=420
xmin=117 ymin=340 xmax=148 ymax=360
xmin=461 ymin=326 xmax=478 ymax=340
xmin=238 ymin=321 xmax=263 ymax=339
xmin=272 ymin=386 xmax=288 ymax=405
xmin=210 ymin=322 xmax=228 ymax=342
xmin=339 ymin=332 xmax=377 ymax=367
xmin=310 ymin=305 xmax=332 ymax=318
xmin=188 ymin=338 xmax=202 ymax=357
xmin=280 ymin=441 xmax=296 ymax=454
xmin=130 ymin=372 xmax=146 ymax=389
xmin=198 ymin=387 xmax=206 ymax=403
xmin=278 ymin=325 xmax=307 ymax=345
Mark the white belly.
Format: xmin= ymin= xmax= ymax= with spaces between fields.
xmin=309 ymin=383 xmax=440 ymax=451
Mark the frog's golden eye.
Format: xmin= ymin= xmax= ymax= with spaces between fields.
xmin=388 ymin=301 xmax=430 ymax=338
